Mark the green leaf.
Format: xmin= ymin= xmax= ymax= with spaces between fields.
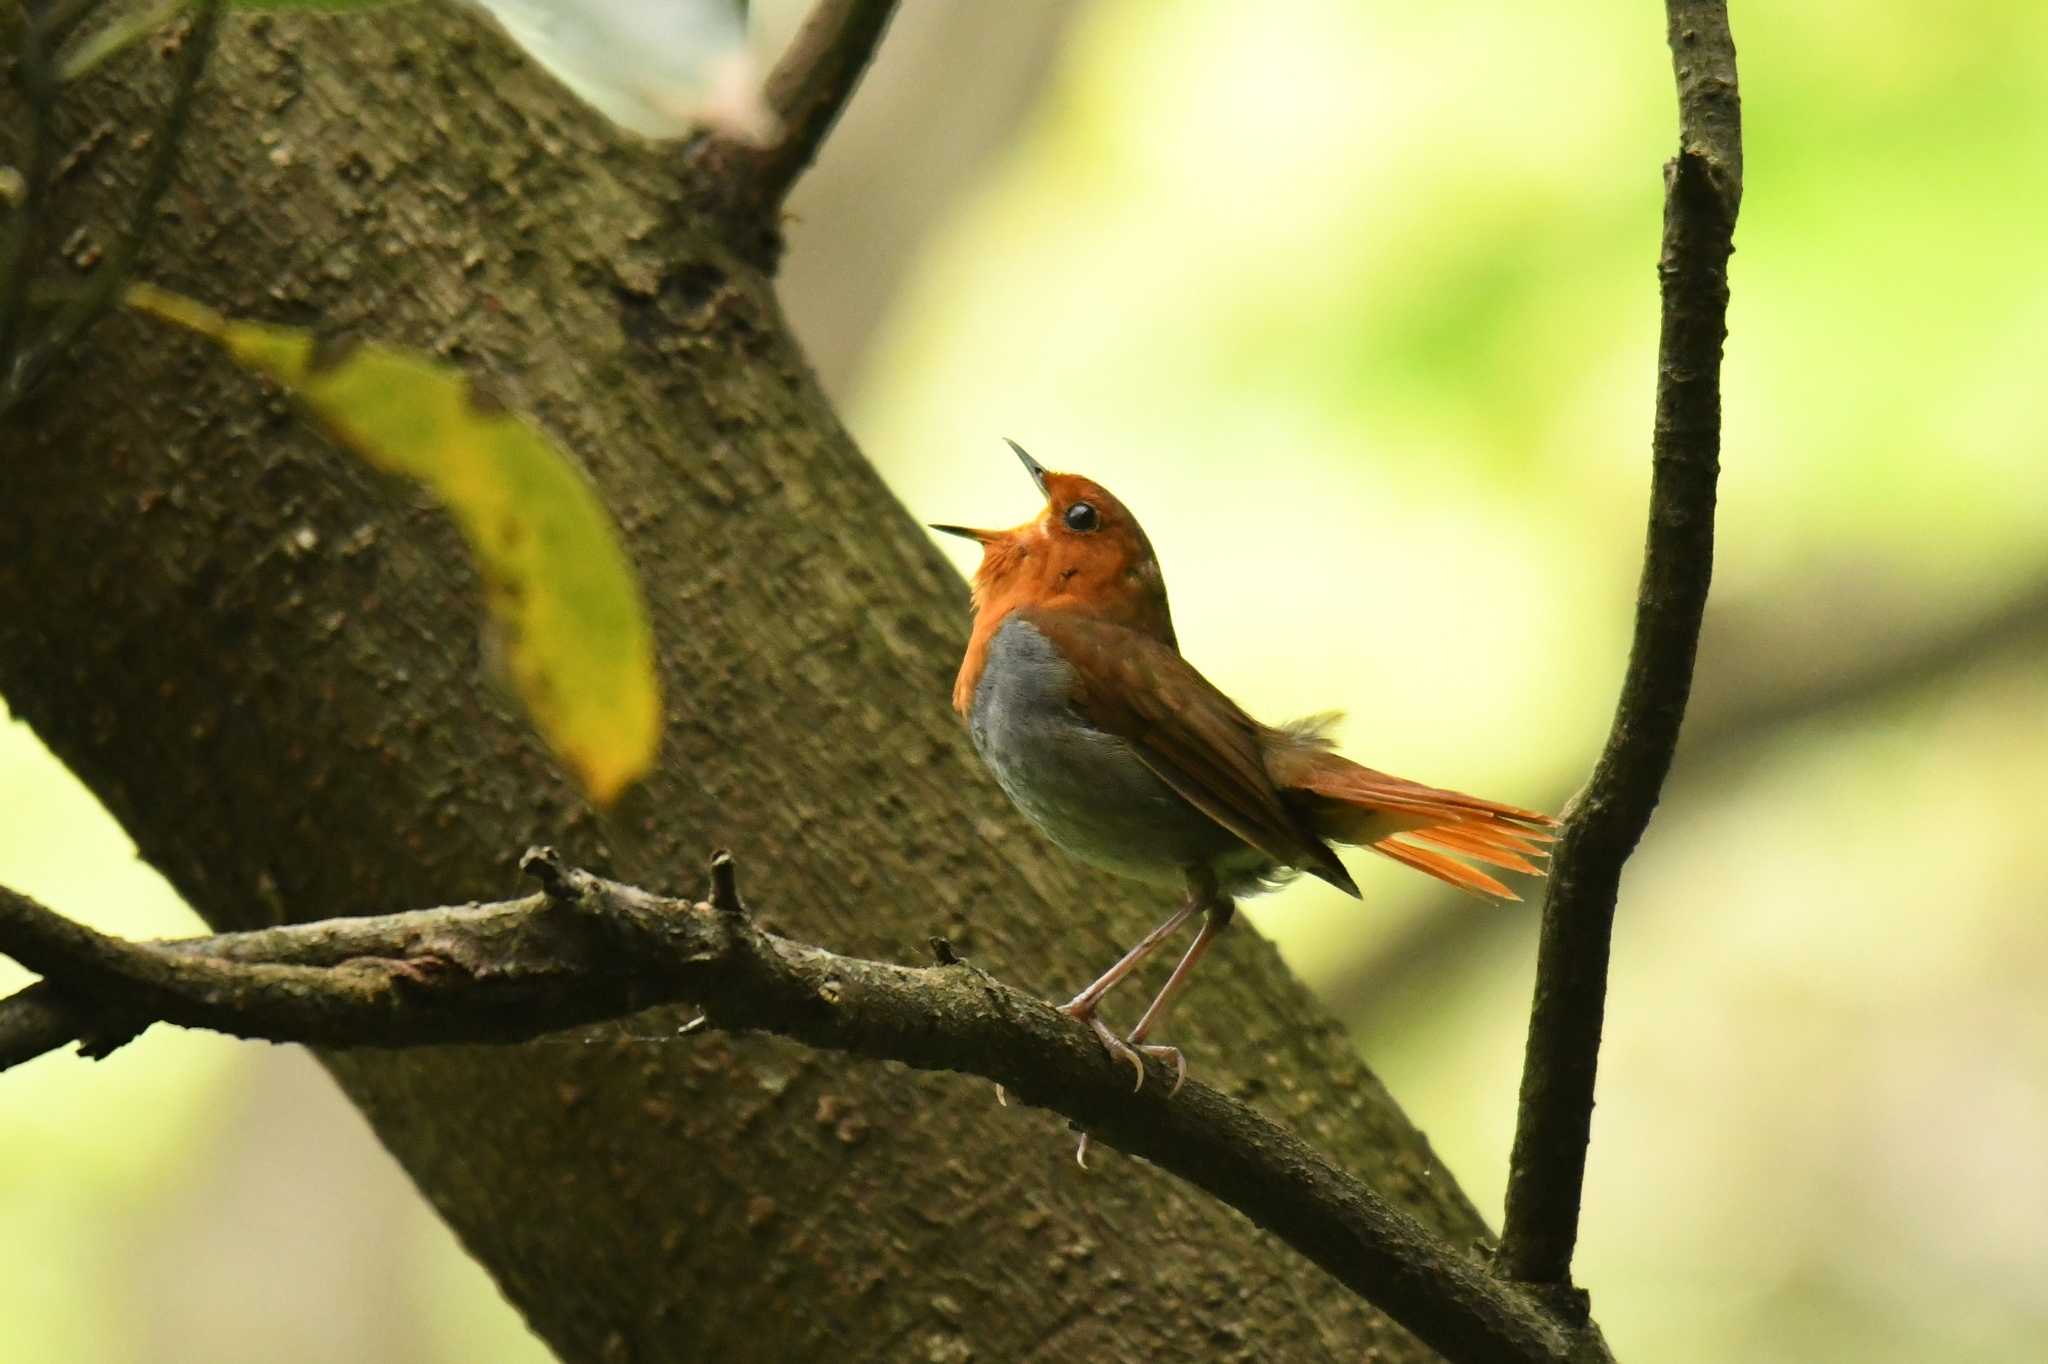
xmin=125 ymin=282 xmax=661 ymax=806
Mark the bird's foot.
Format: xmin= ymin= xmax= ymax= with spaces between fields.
xmin=1133 ymin=1042 xmax=1187 ymax=1096
xmin=1066 ymin=1044 xmax=1186 ymax=1170
xmin=1059 ymin=1001 xmax=1147 ymax=1092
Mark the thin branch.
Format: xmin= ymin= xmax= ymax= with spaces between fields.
xmin=707 ymin=846 xmax=745 ymax=913
xmin=0 ymin=1 xmax=62 ymax=389
xmin=0 ymin=982 xmax=92 ymax=1070
xmin=1496 ymin=0 xmax=1741 ymax=1295
xmin=0 ymin=862 xmax=1600 ymax=1364
xmin=709 ymin=0 xmax=899 ymax=215
xmin=2 ymin=0 xmax=222 ymax=415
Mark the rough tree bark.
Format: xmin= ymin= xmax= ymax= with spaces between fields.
xmin=1 ymin=10 xmax=1495 ymax=1362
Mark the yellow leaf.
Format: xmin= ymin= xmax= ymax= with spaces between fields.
xmin=126 ymin=282 xmax=661 ymax=805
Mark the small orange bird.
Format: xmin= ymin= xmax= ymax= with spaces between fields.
xmin=934 ymin=442 xmax=1555 ymax=1095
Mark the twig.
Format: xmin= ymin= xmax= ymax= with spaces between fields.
xmin=0 ymin=981 xmax=91 ymax=1070
xmin=0 ymin=2 xmax=62 ymax=389
xmin=518 ymin=843 xmax=576 ymax=901
xmin=3 ymin=0 xmax=221 ymax=414
xmin=708 ymin=0 xmax=899 ymax=217
xmin=1496 ymin=0 xmax=1741 ymax=1294
xmin=0 ymin=872 xmax=1596 ymax=1364
xmin=707 ymin=847 xmax=744 ymax=913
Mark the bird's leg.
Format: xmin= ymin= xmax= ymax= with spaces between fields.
xmin=1123 ymin=896 xmax=1235 ymax=1096
xmin=1063 ymin=880 xmax=1221 ymax=1167
xmin=1058 ymin=900 xmax=1196 ymax=1091
xmin=991 ymin=902 xmax=1194 ymax=1110
xmin=1060 ymin=902 xmax=1197 ymax=1016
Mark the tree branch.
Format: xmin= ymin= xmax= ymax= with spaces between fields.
xmin=0 ymin=981 xmax=90 ymax=1070
xmin=1497 ymin=0 xmax=1741 ymax=1294
xmin=711 ymin=0 xmax=900 ymax=218
xmin=1 ymin=857 xmax=1601 ymax=1364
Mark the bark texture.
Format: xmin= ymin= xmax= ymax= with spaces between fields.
xmin=1 ymin=11 xmax=1490 ymax=1361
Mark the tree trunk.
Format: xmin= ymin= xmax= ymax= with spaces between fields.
xmin=0 ymin=11 xmax=1491 ymax=1360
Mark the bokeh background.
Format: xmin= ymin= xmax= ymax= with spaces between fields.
xmin=6 ymin=0 xmax=2046 ymax=1359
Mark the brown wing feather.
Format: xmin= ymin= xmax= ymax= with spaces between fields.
xmin=1020 ymin=608 xmax=1358 ymax=896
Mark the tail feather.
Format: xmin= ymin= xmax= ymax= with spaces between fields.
xmin=1372 ymin=837 xmax=1518 ymax=900
xmin=1404 ymin=824 xmax=1545 ymax=876
xmin=1407 ymin=818 xmax=1552 ymax=856
xmin=1273 ymin=745 xmax=1558 ymax=902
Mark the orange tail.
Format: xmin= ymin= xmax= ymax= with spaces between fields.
xmin=1277 ymin=749 xmax=1557 ymax=901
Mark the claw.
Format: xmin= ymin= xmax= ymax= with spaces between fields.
xmin=1136 ymin=1043 xmax=1187 ymax=1096
xmin=994 ymin=1083 xmax=1009 ymax=1108
xmin=1062 ymin=1005 xmax=1146 ymax=1091
xmin=1074 ymin=1131 xmax=1092 ymax=1169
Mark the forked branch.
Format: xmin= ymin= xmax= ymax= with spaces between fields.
xmin=709 ymin=0 xmax=901 ymax=223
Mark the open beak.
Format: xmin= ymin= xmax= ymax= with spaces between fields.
xmin=930 ymin=439 xmax=1051 ymax=541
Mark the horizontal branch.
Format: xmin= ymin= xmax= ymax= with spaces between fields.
xmin=0 ymin=854 xmax=1601 ymax=1364
xmin=0 ymin=982 xmax=85 ymax=1071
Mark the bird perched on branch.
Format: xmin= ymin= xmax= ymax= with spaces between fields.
xmin=934 ymin=442 xmax=1555 ymax=1113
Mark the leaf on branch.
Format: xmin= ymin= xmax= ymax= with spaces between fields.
xmin=123 ymin=282 xmax=662 ymax=806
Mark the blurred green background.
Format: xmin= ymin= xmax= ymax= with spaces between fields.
xmin=6 ymin=0 xmax=2046 ymax=1359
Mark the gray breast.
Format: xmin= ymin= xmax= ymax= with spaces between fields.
xmin=968 ymin=615 xmax=1260 ymax=888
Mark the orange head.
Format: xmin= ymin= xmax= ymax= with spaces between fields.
xmin=933 ymin=441 xmax=1177 ymax=713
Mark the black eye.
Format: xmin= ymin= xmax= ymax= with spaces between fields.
xmin=1063 ymin=502 xmax=1099 ymax=532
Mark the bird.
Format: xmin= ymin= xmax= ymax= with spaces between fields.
xmin=933 ymin=441 xmax=1556 ymax=1109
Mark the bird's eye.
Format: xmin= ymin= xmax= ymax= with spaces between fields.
xmin=1063 ymin=502 xmax=1099 ymax=532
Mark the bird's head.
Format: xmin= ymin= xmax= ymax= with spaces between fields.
xmin=932 ymin=441 xmax=1177 ymax=649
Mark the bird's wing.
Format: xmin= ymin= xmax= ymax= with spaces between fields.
xmin=1020 ymin=609 xmax=1359 ymax=896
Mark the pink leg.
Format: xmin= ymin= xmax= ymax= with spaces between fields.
xmin=1122 ymin=909 xmax=1227 ymax=1096
xmin=1049 ymin=877 xmax=1227 ymax=1167
xmin=1057 ymin=902 xmax=1196 ymax=1093
xmin=1060 ymin=902 xmax=1195 ymax=1017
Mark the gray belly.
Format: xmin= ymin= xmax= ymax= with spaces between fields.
xmin=968 ymin=616 xmax=1262 ymax=888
